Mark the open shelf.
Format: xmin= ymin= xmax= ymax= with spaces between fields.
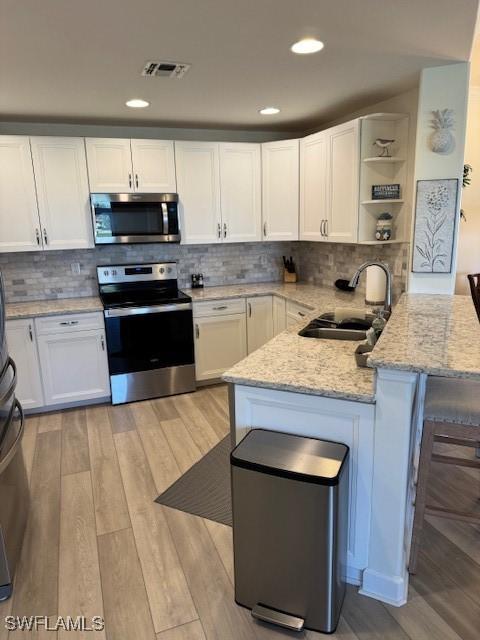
xmin=359 ymin=239 xmax=407 ymax=245
xmin=361 ymin=199 xmax=404 ymax=205
xmin=363 ymin=157 xmax=405 ymax=164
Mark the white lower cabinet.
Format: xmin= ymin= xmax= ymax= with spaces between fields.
xmin=273 ymin=297 xmax=286 ymax=335
xmin=286 ymin=300 xmax=310 ymax=328
xmin=194 ymin=312 xmax=247 ymax=381
xmin=246 ymin=296 xmax=273 ymax=354
xmin=36 ymin=313 xmax=110 ymax=406
xmin=232 ymin=384 xmax=375 ymax=582
xmin=5 ymin=319 xmax=44 ymax=409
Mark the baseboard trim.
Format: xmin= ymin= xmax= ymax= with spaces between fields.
xmin=359 ymin=568 xmax=408 ymax=607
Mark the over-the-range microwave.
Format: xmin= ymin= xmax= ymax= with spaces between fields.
xmin=90 ymin=193 xmax=180 ymax=244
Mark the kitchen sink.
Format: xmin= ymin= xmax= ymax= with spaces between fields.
xmin=298 ymin=327 xmax=367 ymax=341
xmin=298 ymin=311 xmax=377 ymax=341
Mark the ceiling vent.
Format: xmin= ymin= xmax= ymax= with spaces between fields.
xmin=141 ymin=61 xmax=191 ymax=79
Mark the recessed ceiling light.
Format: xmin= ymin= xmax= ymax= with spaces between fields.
xmin=126 ymin=98 xmax=150 ymax=108
xmin=291 ymin=38 xmax=324 ymax=55
xmin=259 ymin=107 xmax=280 ymax=115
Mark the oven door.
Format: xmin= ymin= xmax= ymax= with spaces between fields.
xmin=91 ymin=193 xmax=180 ymax=244
xmin=104 ymin=303 xmax=195 ymax=404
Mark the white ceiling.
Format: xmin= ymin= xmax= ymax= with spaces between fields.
xmin=1 ymin=0 xmax=478 ymax=131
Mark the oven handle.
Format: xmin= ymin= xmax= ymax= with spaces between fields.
xmin=104 ymin=302 xmax=192 ymax=318
xmin=0 ymin=400 xmax=25 ymax=476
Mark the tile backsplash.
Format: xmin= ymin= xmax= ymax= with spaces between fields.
xmin=0 ymin=241 xmax=409 ymax=303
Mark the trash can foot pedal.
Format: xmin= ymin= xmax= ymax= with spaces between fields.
xmin=251 ymin=604 xmax=304 ymax=632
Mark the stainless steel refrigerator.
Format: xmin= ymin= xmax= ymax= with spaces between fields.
xmin=0 ymin=272 xmax=29 ymax=601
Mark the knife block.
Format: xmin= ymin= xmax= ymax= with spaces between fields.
xmin=283 ymin=269 xmax=297 ymax=283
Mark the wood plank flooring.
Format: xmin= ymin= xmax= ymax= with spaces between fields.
xmin=6 ymin=385 xmax=479 ymax=639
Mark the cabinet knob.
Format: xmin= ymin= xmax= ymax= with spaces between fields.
xmin=217 ymin=223 xmax=221 ymax=239
xmin=43 ymin=228 xmax=48 ymax=245
xmin=248 ymin=302 xmax=252 ymax=318
xmin=28 ymin=325 xmax=33 ymax=341
xmin=128 ymin=173 xmax=132 ymax=189
xmin=135 ymin=174 xmax=139 ymax=189
xmin=35 ymin=228 xmax=41 ymax=246
xmin=223 ymin=222 xmax=227 ymax=238
xmin=195 ymin=324 xmax=200 ymax=339
xmin=101 ymin=335 xmax=105 ymax=351
xmin=263 ymin=222 xmax=267 ymax=237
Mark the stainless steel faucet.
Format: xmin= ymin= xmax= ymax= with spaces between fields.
xmin=349 ymin=260 xmax=393 ymax=317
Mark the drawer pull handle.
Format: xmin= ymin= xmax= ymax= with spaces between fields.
xmin=298 ymin=311 xmax=306 ymax=317
xmin=128 ymin=173 xmax=132 ymax=189
xmin=135 ymin=173 xmax=139 ymax=189
xmin=217 ymin=223 xmax=221 ymax=239
xmin=59 ymin=320 xmax=79 ymax=326
xmin=212 ymin=305 xmax=228 ymax=311
xmin=263 ymin=222 xmax=267 ymax=237
xmin=101 ymin=335 xmax=105 ymax=351
xmin=43 ymin=228 xmax=48 ymax=245
xmin=35 ymin=228 xmax=41 ymax=245
xmin=28 ymin=324 xmax=33 ymax=342
xmin=248 ymin=302 xmax=252 ymax=318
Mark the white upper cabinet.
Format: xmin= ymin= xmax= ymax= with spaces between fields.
xmin=300 ymin=131 xmax=328 ymax=242
xmin=219 ymin=143 xmax=261 ymax=243
xmin=85 ymin=138 xmax=134 ymax=192
xmin=262 ymin=139 xmax=299 ymax=241
xmin=30 ymin=137 xmax=93 ymax=250
xmin=130 ymin=139 xmax=177 ymax=192
xmin=325 ymin=120 xmax=359 ymax=243
xmin=0 ymin=136 xmax=42 ymax=252
xmin=175 ymin=141 xmax=222 ymax=244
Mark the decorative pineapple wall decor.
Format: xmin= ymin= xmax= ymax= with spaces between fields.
xmin=429 ymin=109 xmax=455 ymax=154
xmin=412 ymin=179 xmax=459 ymax=273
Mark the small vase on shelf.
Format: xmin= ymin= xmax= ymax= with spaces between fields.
xmin=375 ymin=212 xmax=393 ymax=241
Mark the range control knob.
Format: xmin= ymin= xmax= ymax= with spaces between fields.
xmin=159 ymin=267 xmax=165 ymax=274
xmin=103 ymin=270 xmax=109 ymax=276
xmin=167 ymin=267 xmax=172 ymax=274
xmin=112 ymin=269 xmax=117 ymax=275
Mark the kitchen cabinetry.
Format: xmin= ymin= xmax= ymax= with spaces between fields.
xmin=85 ymin=138 xmax=176 ymax=193
xmin=262 ymin=139 xmax=299 ymax=241
xmin=273 ymin=296 xmax=286 ymax=335
xmin=30 ymin=137 xmax=93 ymax=250
xmin=0 ymin=136 xmax=42 ymax=253
xmin=193 ymin=299 xmax=247 ymax=381
xmin=300 ymin=131 xmax=327 ymax=242
xmin=219 ymin=143 xmax=261 ymax=242
xmin=246 ymin=296 xmax=273 ymax=354
xmin=299 ymin=120 xmax=359 ymax=243
xmin=175 ymin=141 xmax=222 ymax=244
xmin=5 ymin=319 xmax=44 ymax=410
xmin=36 ymin=312 xmax=110 ymax=407
xmin=286 ymin=300 xmax=310 ymax=328
xmin=325 ymin=120 xmax=360 ymax=243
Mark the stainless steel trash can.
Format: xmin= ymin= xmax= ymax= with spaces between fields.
xmin=231 ymin=429 xmax=349 ymax=634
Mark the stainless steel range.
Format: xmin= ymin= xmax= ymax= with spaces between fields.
xmin=97 ymin=262 xmax=196 ymax=405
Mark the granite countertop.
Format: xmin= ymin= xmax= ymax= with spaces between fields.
xmin=219 ymin=283 xmax=377 ymax=403
xmin=5 ymin=296 xmax=103 ymax=320
xmin=368 ymin=293 xmax=480 ymax=379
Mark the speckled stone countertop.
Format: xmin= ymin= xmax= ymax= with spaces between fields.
xmin=368 ymin=293 xmax=480 ymax=379
xmin=219 ymin=283 xmax=377 ymax=403
xmin=5 ymin=296 xmax=103 ymax=320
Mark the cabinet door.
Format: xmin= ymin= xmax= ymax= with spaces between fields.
xmin=194 ymin=313 xmax=247 ymax=381
xmin=85 ymin=138 xmax=133 ymax=192
xmin=130 ymin=139 xmax=177 ymax=192
xmin=0 ymin=136 xmax=42 ymax=252
xmin=262 ymin=139 xmax=299 ymax=241
xmin=273 ymin=296 xmax=286 ymax=335
xmin=219 ymin=143 xmax=261 ymax=243
xmin=37 ymin=329 xmax=110 ymax=406
xmin=175 ymin=141 xmax=221 ymax=244
xmin=300 ymin=131 xmax=327 ymax=242
xmin=326 ymin=120 xmax=359 ymax=243
xmin=246 ymin=296 xmax=273 ymax=354
xmin=6 ymin=319 xmax=44 ymax=410
xmin=31 ymin=137 xmax=93 ymax=250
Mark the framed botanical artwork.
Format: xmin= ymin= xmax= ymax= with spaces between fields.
xmin=412 ymin=178 xmax=459 ymax=273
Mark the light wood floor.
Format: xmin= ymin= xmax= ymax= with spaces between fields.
xmin=1 ymin=385 xmax=479 ymax=639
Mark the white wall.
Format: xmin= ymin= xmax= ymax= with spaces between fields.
xmin=408 ymin=63 xmax=470 ymax=294
xmin=455 ymin=87 xmax=480 ymax=294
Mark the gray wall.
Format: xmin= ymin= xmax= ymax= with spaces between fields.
xmin=0 ymin=241 xmax=408 ymax=303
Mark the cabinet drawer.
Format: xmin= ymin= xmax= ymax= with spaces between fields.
xmin=286 ymin=300 xmax=312 ymax=320
xmin=193 ymin=298 xmax=246 ymax=318
xmin=35 ymin=312 xmax=104 ymax=335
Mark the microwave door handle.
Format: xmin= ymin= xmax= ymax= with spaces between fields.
xmin=161 ymin=202 xmax=169 ymax=235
